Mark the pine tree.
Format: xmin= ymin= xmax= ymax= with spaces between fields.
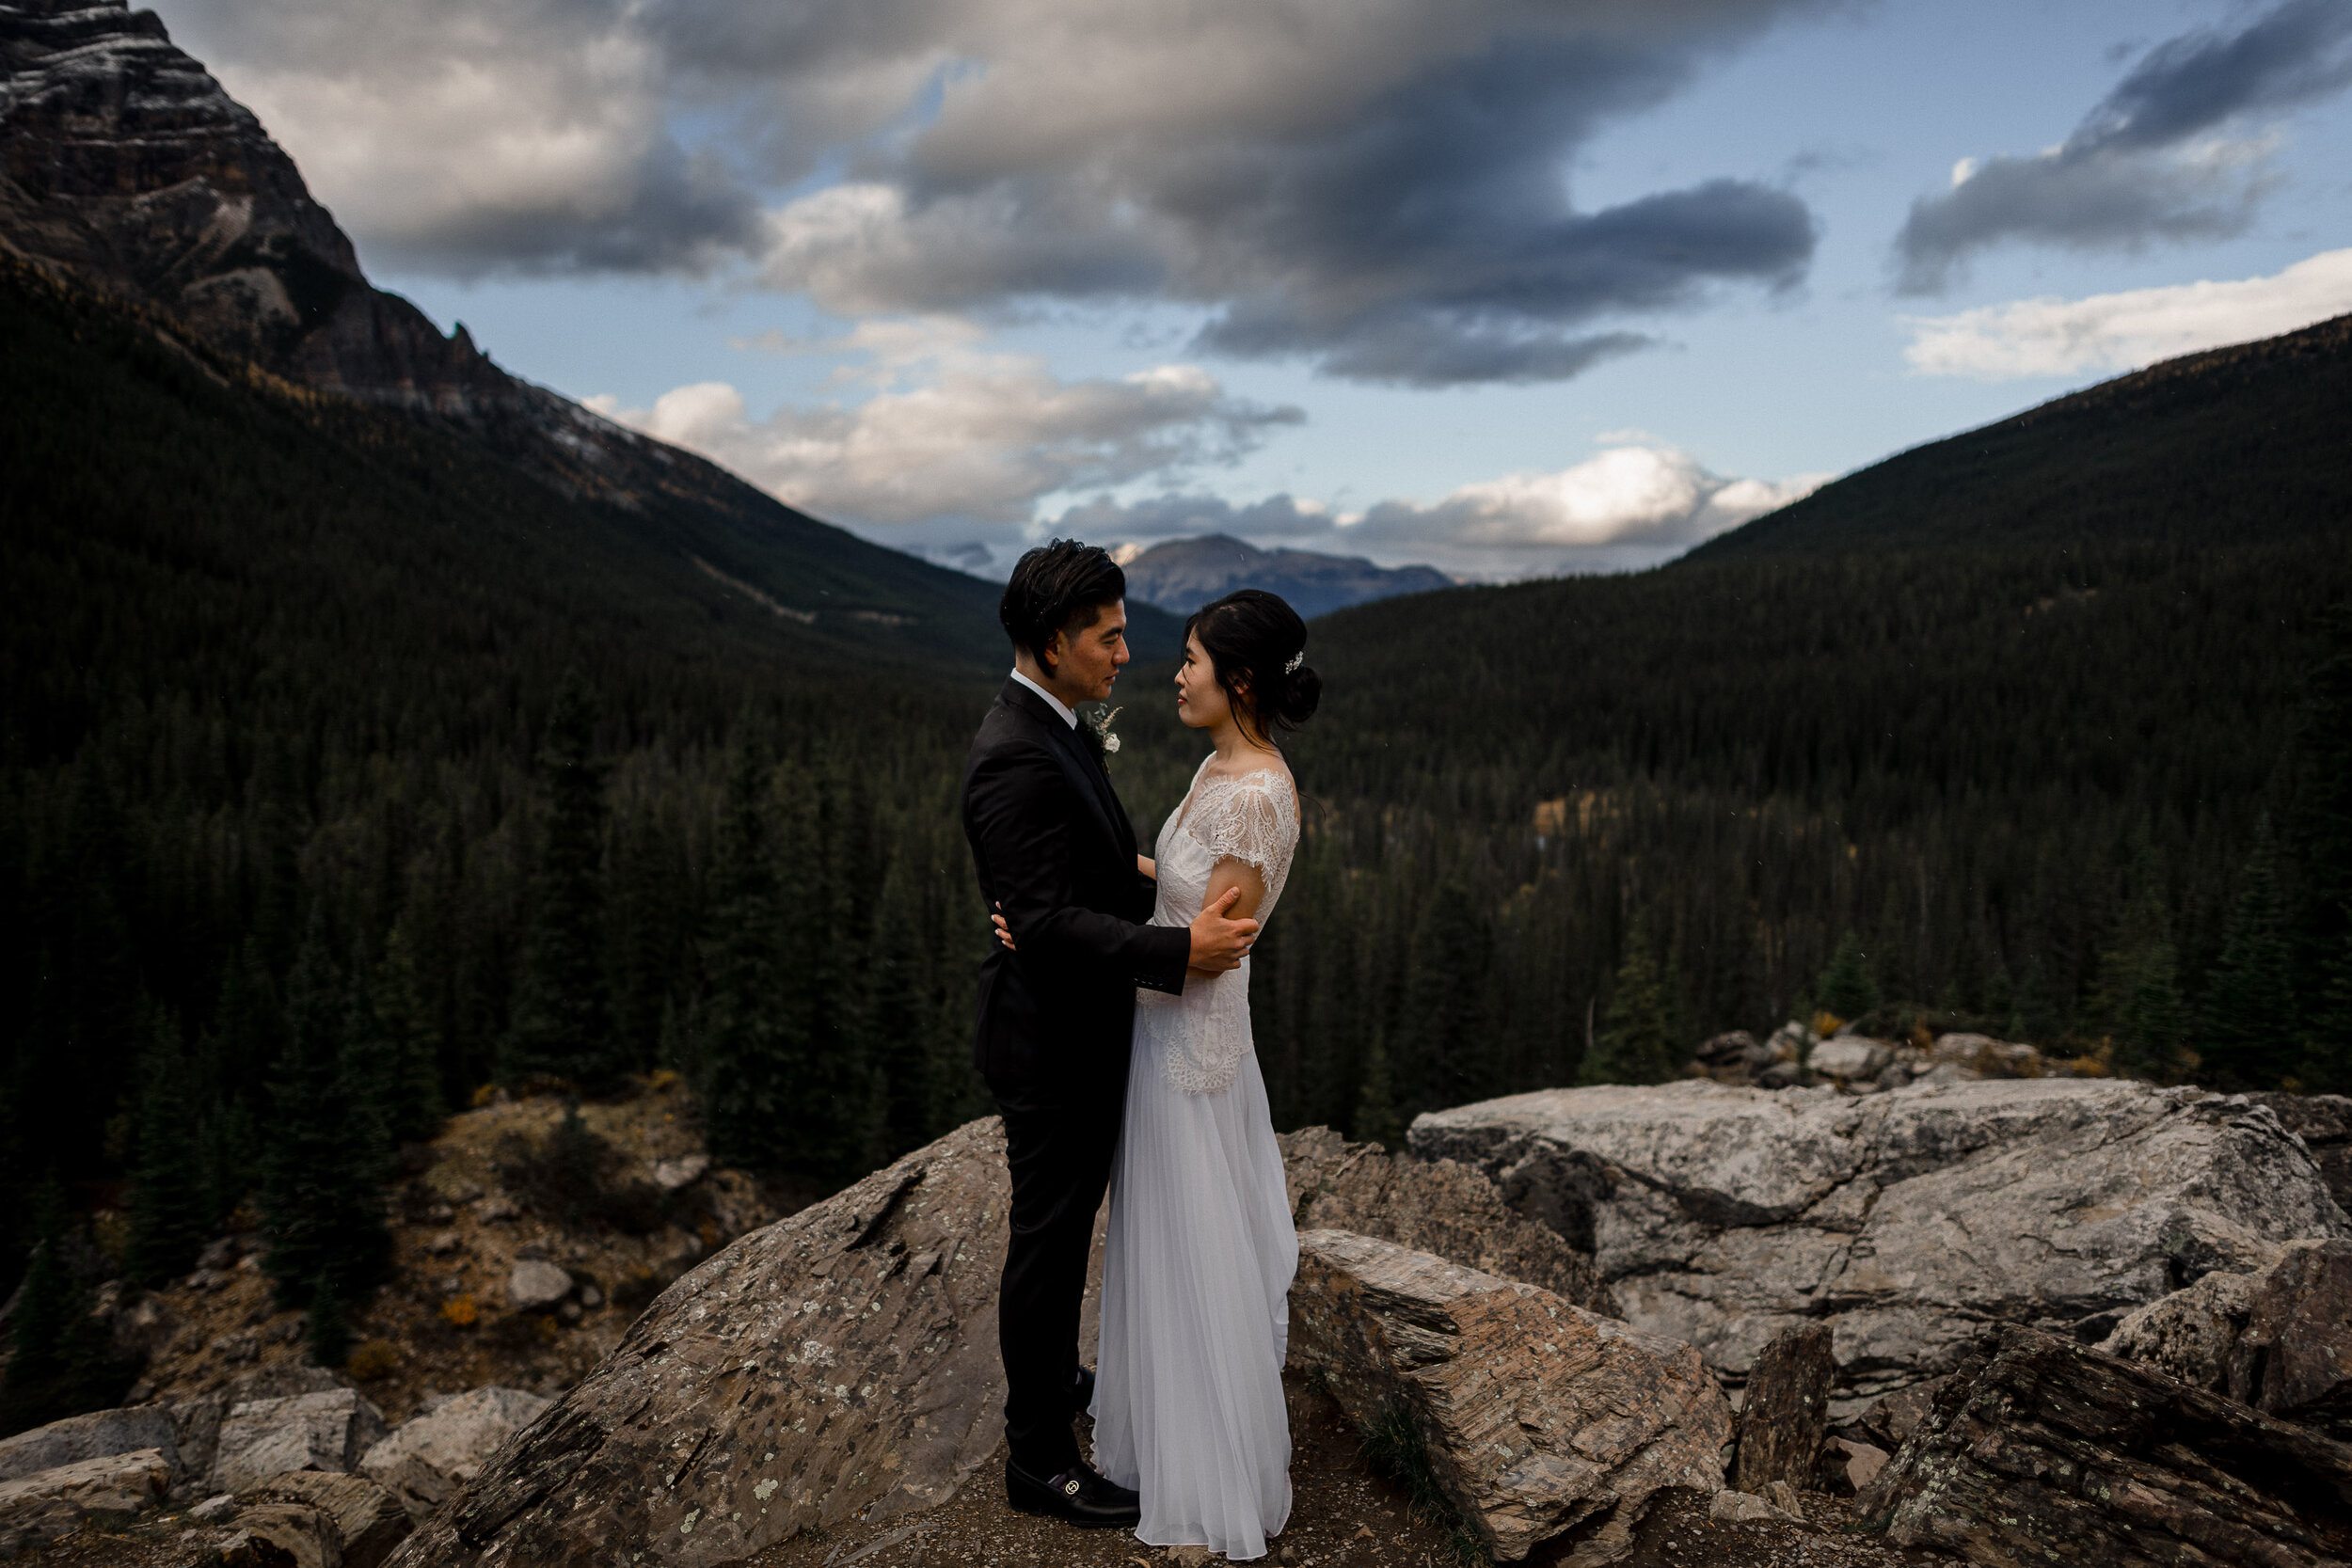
xmin=374 ymin=924 xmax=446 ymax=1145
xmin=699 ymin=743 xmax=793 ymax=1171
xmin=2199 ymin=818 xmax=2297 ymax=1088
xmin=1397 ymin=878 xmax=1492 ymax=1117
xmin=2303 ymin=608 xmax=2352 ymax=1088
xmin=257 ymin=912 xmax=391 ymax=1309
xmin=1 ymin=1181 xmax=133 ymax=1435
xmin=126 ymin=1017 xmax=211 ymax=1286
xmin=1817 ymin=930 xmax=1879 ymax=1026
xmin=2095 ymin=843 xmax=2188 ymax=1081
xmin=305 ymin=1275 xmax=351 ymax=1370
xmin=503 ymin=671 xmax=617 ymax=1090
xmin=1581 ymin=917 xmax=1681 ymax=1085
xmin=1352 ymin=1030 xmax=1405 ymax=1148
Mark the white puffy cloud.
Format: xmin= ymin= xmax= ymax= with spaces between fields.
xmin=1902 ymin=246 xmax=2352 ymax=380
xmin=585 ymin=319 xmax=1300 ymax=552
xmin=1053 ymin=443 xmax=1828 ymax=579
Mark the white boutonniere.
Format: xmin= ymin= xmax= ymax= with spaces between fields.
xmin=1082 ymin=704 xmax=1121 ymax=759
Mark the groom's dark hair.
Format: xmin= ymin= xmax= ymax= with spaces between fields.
xmin=1000 ymin=540 xmax=1126 ymax=670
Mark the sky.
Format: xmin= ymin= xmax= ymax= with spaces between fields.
xmin=151 ymin=0 xmax=2352 ymax=580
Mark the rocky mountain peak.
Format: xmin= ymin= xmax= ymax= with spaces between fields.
xmin=0 ymin=0 xmax=515 ymax=410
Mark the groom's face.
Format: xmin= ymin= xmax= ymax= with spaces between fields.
xmin=1049 ymin=599 xmax=1130 ymax=702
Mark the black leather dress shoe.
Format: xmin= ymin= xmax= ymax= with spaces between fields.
xmin=1004 ymin=1458 xmax=1141 ymax=1528
xmin=1069 ymin=1365 xmax=1096 ymax=1413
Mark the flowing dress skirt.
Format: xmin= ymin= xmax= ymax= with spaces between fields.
xmin=1089 ymin=989 xmax=1296 ymax=1560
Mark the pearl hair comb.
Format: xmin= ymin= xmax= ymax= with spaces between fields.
xmin=1283 ymin=649 xmax=1305 ymax=674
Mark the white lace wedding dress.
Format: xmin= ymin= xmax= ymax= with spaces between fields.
xmin=1089 ymin=757 xmax=1299 ymax=1560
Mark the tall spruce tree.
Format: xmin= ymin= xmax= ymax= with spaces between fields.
xmin=2301 ymin=607 xmax=2352 ymax=1090
xmin=126 ymin=1017 xmax=211 ymax=1286
xmin=503 ymin=672 xmax=617 ymax=1090
xmin=2199 ymin=818 xmax=2297 ymax=1088
xmin=698 ymin=743 xmax=793 ymax=1171
xmin=2095 ymin=842 xmax=2188 ymax=1080
xmin=1398 ymin=878 xmax=1492 ymax=1117
xmin=257 ymin=913 xmax=391 ymax=1309
xmin=1580 ymin=917 xmax=1681 ymax=1085
xmin=373 ymin=924 xmax=446 ymax=1145
xmin=1 ymin=1181 xmax=132 ymax=1435
xmin=1817 ymin=930 xmax=1879 ymax=1025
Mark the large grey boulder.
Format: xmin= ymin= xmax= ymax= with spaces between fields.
xmin=385 ymin=1117 xmax=1024 ymax=1567
xmin=1411 ymin=1078 xmax=2349 ymax=1409
xmin=210 ymin=1389 xmax=390 ymax=1493
xmin=1288 ymin=1228 xmax=1728 ymax=1564
xmin=358 ymin=1386 xmax=552 ymax=1519
xmin=1279 ymin=1126 xmax=1616 ymax=1314
xmin=0 ymin=1405 xmax=178 ymax=1483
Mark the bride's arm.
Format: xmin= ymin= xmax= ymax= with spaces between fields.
xmin=1137 ymin=853 xmax=1156 ymax=879
xmin=1185 ymin=857 xmax=1265 ymax=978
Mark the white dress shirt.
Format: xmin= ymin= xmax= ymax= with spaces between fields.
xmin=1009 ymin=668 xmax=1078 ymax=729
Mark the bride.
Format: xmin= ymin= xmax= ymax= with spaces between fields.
xmin=1005 ymin=588 xmax=1318 ymax=1559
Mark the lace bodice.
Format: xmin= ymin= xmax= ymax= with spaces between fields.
xmin=1140 ymin=758 xmax=1299 ymax=1093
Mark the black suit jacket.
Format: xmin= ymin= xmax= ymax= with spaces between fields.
xmin=961 ymin=679 xmax=1191 ymax=1087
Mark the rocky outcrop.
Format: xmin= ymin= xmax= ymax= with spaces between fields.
xmin=1411 ymin=1078 xmax=2350 ymax=1409
xmin=385 ymin=1112 xmax=1623 ymax=1567
xmin=358 ymin=1387 xmax=551 ymax=1520
xmin=385 ymin=1117 xmax=1021 ymax=1567
xmin=1288 ymin=1228 xmax=1729 ymax=1564
xmin=2251 ymin=1092 xmax=2352 ymax=1212
xmin=220 ymin=1498 xmax=343 ymax=1568
xmin=0 ymin=1403 xmax=176 ymax=1482
xmin=2105 ymin=1240 xmax=2352 ymax=1440
xmin=247 ymin=1470 xmax=412 ymax=1568
xmin=1858 ymin=1325 xmax=2352 ymax=1565
xmin=210 ymin=1389 xmax=390 ymax=1493
xmin=1279 ymin=1126 xmax=1615 ymax=1314
xmin=1732 ymin=1324 xmax=1831 ymax=1492
xmin=0 ymin=1447 xmax=171 ymax=1551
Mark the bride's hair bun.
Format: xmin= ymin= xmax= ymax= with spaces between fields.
xmin=1184 ymin=589 xmax=1321 ymax=736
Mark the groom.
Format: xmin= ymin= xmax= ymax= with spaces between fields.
xmin=961 ymin=540 xmax=1259 ymax=1528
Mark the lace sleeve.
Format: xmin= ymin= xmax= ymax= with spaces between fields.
xmin=1182 ymin=774 xmax=1297 ymax=900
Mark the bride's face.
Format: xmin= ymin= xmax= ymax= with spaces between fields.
xmin=1174 ymin=632 xmax=1232 ymax=731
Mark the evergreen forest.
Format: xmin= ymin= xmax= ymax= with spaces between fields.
xmin=4 ymin=252 xmax=2349 ymax=1422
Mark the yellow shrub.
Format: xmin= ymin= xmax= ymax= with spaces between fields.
xmin=346 ymin=1339 xmax=399 ymax=1380
xmin=439 ymin=1293 xmax=479 ymax=1327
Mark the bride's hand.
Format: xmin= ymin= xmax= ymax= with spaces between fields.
xmin=991 ymin=902 xmax=1017 ymax=952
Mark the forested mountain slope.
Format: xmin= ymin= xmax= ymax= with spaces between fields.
xmin=1689 ymin=312 xmax=2352 ymax=560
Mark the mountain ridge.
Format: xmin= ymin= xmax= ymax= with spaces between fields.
xmin=1689 ymin=309 xmax=2352 ymax=562
xmin=0 ymin=0 xmax=1120 ymax=670
xmin=1114 ymin=532 xmax=1453 ymax=619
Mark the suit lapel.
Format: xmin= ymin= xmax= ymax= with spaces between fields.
xmin=1002 ymin=682 xmax=1130 ymax=853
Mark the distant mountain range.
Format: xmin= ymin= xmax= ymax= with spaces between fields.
xmin=1115 ymin=534 xmax=1452 ymax=619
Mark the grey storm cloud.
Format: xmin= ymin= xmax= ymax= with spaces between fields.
xmin=1896 ymin=0 xmax=2352 ymax=293
xmin=160 ymin=0 xmax=1825 ymax=386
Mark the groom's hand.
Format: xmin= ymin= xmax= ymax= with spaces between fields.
xmin=1187 ymin=886 xmax=1259 ymax=972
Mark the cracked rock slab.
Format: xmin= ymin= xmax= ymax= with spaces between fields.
xmin=1289 ymin=1227 xmax=1729 ymax=1564
xmin=1410 ymin=1078 xmax=2350 ymax=1410
xmin=1279 ymin=1126 xmax=1616 ymax=1314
